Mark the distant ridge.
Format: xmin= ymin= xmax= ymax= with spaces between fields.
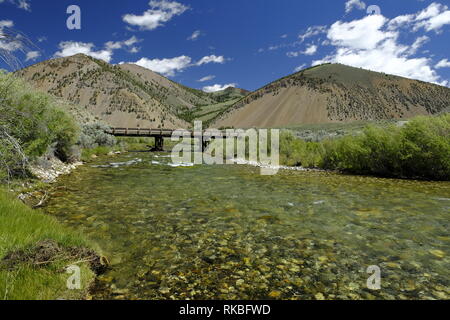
xmin=15 ymin=54 xmax=244 ymax=129
xmin=213 ymin=63 xmax=450 ymax=128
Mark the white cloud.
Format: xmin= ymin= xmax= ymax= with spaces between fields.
xmin=303 ymin=44 xmax=318 ymax=55
xmin=25 ymin=50 xmax=40 ymax=62
xmin=287 ymin=44 xmax=318 ymax=57
xmin=202 ymin=83 xmax=237 ymax=93
xmin=388 ymin=3 xmax=450 ymax=33
xmin=131 ymin=56 xmax=192 ymax=76
xmin=54 ymin=41 xmax=113 ymax=63
xmin=105 ymin=36 xmax=142 ymax=53
xmin=196 ymin=55 xmax=226 ymax=66
xmin=387 ymin=14 xmax=415 ymax=30
xmin=0 ymin=19 xmax=13 ymax=29
xmin=0 ymin=0 xmax=31 ymax=11
xmin=126 ymin=54 xmax=228 ymax=76
xmin=54 ymin=36 xmax=142 ymax=63
xmin=414 ymin=3 xmax=450 ymax=32
xmin=294 ymin=64 xmax=307 ymax=72
xmin=123 ymin=0 xmax=189 ymax=31
xmin=345 ymin=0 xmax=366 ymax=13
xmin=436 ymin=59 xmax=450 ymax=68
xmin=407 ymin=35 xmax=429 ymax=55
xmin=198 ymin=75 xmax=215 ymax=82
xmin=0 ymin=20 xmax=23 ymax=53
xmin=187 ymin=30 xmax=202 ymax=41
xmin=312 ymin=13 xmax=446 ymax=85
xmin=298 ymin=25 xmax=327 ymax=43
xmin=328 ymin=15 xmax=396 ymax=50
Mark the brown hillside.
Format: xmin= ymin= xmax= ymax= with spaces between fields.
xmin=15 ymin=54 xmax=219 ymax=129
xmin=213 ymin=64 xmax=450 ymax=128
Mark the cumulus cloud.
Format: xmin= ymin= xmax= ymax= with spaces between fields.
xmin=25 ymin=50 xmax=40 ymax=62
xmin=345 ymin=0 xmax=366 ymax=13
xmin=312 ymin=14 xmax=444 ymax=84
xmin=414 ymin=2 xmax=450 ymax=32
xmin=126 ymin=54 xmax=227 ymax=77
xmin=195 ymin=55 xmax=226 ymax=66
xmin=436 ymin=59 xmax=450 ymax=68
xmin=202 ymin=83 xmax=237 ymax=93
xmin=54 ymin=42 xmax=113 ymax=63
xmin=328 ymin=15 xmax=396 ymax=50
xmin=123 ymin=0 xmax=189 ymax=31
xmin=54 ymin=36 xmax=143 ymax=63
xmin=388 ymin=2 xmax=450 ymax=33
xmin=105 ymin=36 xmax=142 ymax=53
xmin=131 ymin=56 xmax=192 ymax=76
xmin=197 ymin=75 xmax=215 ymax=82
xmin=287 ymin=44 xmax=318 ymax=57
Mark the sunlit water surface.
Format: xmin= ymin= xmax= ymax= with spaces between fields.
xmin=44 ymin=153 xmax=449 ymax=300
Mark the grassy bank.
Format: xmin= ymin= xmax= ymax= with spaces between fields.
xmin=0 ymin=189 xmax=96 ymax=300
xmin=279 ymin=114 xmax=450 ymax=181
xmin=0 ymin=73 xmax=107 ymax=300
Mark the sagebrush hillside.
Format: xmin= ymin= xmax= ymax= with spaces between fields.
xmin=214 ymin=64 xmax=450 ymax=128
xmin=16 ymin=54 xmax=229 ymax=129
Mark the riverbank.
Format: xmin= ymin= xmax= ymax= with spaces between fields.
xmin=0 ymin=151 xmax=121 ymax=300
xmin=278 ymin=114 xmax=450 ymax=181
xmin=0 ymin=189 xmax=100 ymax=300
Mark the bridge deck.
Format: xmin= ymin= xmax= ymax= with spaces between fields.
xmin=106 ymin=128 xmax=240 ymax=138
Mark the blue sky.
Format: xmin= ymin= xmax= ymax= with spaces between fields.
xmin=1 ymin=0 xmax=450 ymax=91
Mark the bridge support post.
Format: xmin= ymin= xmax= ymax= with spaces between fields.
xmin=202 ymin=139 xmax=210 ymax=152
xmin=153 ymin=136 xmax=164 ymax=152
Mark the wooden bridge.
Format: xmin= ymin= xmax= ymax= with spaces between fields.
xmin=106 ymin=127 xmax=237 ymax=151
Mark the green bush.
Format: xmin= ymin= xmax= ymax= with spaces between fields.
xmin=279 ymin=131 xmax=324 ymax=167
xmin=0 ymin=72 xmax=79 ymax=179
xmin=77 ymin=123 xmax=116 ymax=149
xmin=280 ymin=114 xmax=450 ymax=180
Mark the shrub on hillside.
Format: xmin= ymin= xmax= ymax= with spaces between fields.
xmin=77 ymin=123 xmax=116 ymax=150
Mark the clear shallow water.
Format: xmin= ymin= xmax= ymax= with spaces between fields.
xmin=44 ymin=153 xmax=449 ymax=300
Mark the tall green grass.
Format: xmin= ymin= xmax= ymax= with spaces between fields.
xmin=0 ymin=189 xmax=95 ymax=300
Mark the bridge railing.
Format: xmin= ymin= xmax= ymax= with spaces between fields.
xmin=106 ymin=128 xmax=243 ymax=138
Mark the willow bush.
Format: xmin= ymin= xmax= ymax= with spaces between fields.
xmin=0 ymin=71 xmax=79 ymax=180
xmin=279 ymin=114 xmax=450 ymax=180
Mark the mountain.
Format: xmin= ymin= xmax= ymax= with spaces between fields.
xmin=179 ymin=87 xmax=249 ymax=126
xmin=213 ymin=63 xmax=450 ymax=129
xmin=15 ymin=54 xmax=222 ymax=129
xmin=208 ymin=87 xmax=250 ymax=102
